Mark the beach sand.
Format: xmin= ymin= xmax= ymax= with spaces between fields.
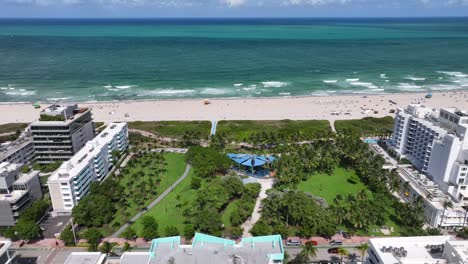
xmin=1 ymin=91 xmax=467 ymax=124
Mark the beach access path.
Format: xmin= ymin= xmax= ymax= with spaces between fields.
xmin=110 ymin=164 xmax=192 ymax=238
xmin=1 ymin=91 xmax=467 ymax=124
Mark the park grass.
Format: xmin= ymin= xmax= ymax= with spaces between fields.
xmin=297 ymin=167 xmax=368 ymax=203
xmin=217 ymin=120 xmax=331 ymax=141
xmin=0 ymin=123 xmax=28 ymax=134
xmin=334 ymin=116 xmax=394 ymax=136
xmin=128 ymin=121 xmax=211 ymax=139
xmin=106 ymin=153 xmax=187 ymax=235
xmin=221 ymin=199 xmax=242 ymax=228
xmin=131 ymin=170 xmax=197 ymax=237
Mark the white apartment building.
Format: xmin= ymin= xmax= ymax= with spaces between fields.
xmin=0 ymin=162 xmax=42 ymax=226
xmin=367 ymin=236 xmax=468 ymax=264
xmin=48 ymin=123 xmax=128 ymax=216
xmin=397 ymin=166 xmax=468 ymax=228
xmin=391 ymin=105 xmax=468 ymax=204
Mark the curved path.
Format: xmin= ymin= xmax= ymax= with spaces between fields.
xmin=241 ymin=178 xmax=274 ymax=237
xmin=110 ymin=164 xmax=192 ymax=238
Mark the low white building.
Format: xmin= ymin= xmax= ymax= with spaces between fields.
xmin=367 ymin=236 xmax=468 ymax=264
xmin=396 ymin=166 xmax=468 ymax=228
xmin=48 ymin=123 xmax=128 ymax=216
xmin=0 ymin=162 xmax=42 ymax=227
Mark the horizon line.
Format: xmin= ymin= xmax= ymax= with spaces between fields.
xmin=0 ymin=16 xmax=468 ymax=19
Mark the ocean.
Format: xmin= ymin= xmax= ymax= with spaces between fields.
xmin=0 ymin=18 xmax=468 ymax=102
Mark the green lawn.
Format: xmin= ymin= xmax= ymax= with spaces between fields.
xmin=106 ymin=153 xmax=187 ymax=235
xmin=130 ymin=170 xmax=197 ymax=237
xmin=221 ymin=199 xmax=242 ymax=228
xmin=335 ymin=116 xmax=394 ymax=136
xmin=0 ymin=123 xmax=28 ymax=134
xmin=128 ymin=121 xmax=211 ymax=139
xmin=217 ymin=120 xmax=331 ymax=141
xmin=297 ymin=168 xmax=368 ymax=203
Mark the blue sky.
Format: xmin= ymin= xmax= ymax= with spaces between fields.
xmin=0 ymin=0 xmax=467 ymax=17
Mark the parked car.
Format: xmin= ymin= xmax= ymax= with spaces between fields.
xmin=307 ymin=240 xmax=318 ymax=246
xmin=328 ymin=248 xmax=339 ymax=254
xmin=329 ymin=240 xmax=343 ymax=246
xmin=286 ymin=240 xmax=301 ymax=246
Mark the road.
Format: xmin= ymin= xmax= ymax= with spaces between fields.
xmin=285 ymin=245 xmax=364 ymax=263
xmin=110 ymin=164 xmax=192 ymax=238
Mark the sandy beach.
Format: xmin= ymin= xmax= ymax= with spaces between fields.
xmin=1 ymin=91 xmax=467 ymax=124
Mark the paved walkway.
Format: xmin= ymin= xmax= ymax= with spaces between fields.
xmin=241 ymin=178 xmax=274 ymax=237
xmin=110 ymin=164 xmax=192 ymax=238
xmin=211 ymin=120 xmax=217 ymax=135
xmin=128 ymin=128 xmax=178 ymax=143
xmin=329 ymin=119 xmax=336 ymax=132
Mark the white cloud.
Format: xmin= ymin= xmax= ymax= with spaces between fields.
xmin=224 ymin=0 xmax=245 ymax=6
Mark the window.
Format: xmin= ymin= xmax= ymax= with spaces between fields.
xmin=463 ymin=168 xmax=468 ymax=171
xmin=460 ymin=179 xmax=465 ymax=184
xmin=63 ymin=193 xmax=70 ymax=196
xmin=60 ymin=183 xmax=68 ymax=186
xmin=64 ymin=199 xmax=71 ymax=202
xmin=462 ymin=173 xmax=467 ymax=177
xmin=462 ymin=186 xmax=467 ymax=190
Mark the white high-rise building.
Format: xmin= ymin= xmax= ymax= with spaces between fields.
xmin=391 ymin=105 xmax=468 ymax=204
xmin=48 ymin=123 xmax=128 ymax=216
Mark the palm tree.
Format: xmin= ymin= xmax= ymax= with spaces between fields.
xmin=356 ymin=243 xmax=369 ymax=262
xmin=299 ymin=241 xmax=318 ymax=262
xmin=440 ymin=200 xmax=454 ymax=227
xmin=338 ymin=247 xmax=349 ymax=263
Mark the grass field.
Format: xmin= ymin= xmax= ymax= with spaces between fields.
xmin=217 ymin=120 xmax=331 ymax=141
xmin=297 ymin=167 xmax=368 ymax=203
xmin=107 ymin=153 xmax=187 ymax=235
xmin=131 ymin=170 xmax=196 ymax=236
xmin=128 ymin=121 xmax=211 ymax=139
xmin=0 ymin=123 xmax=28 ymax=134
xmin=334 ymin=116 xmax=394 ymax=136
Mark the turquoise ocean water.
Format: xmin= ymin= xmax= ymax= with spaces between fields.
xmin=0 ymin=18 xmax=468 ymax=102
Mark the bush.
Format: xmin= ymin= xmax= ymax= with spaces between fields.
xmin=39 ymin=114 xmax=65 ymax=121
xmin=60 ymin=227 xmax=75 ymax=246
xmin=141 ymin=216 xmax=159 ymax=240
xmin=121 ymin=227 xmax=136 ymax=240
xmin=250 ymin=222 xmax=273 ymax=236
xmin=186 ymin=147 xmax=231 ymax=178
xmin=184 ymin=225 xmax=195 ymax=240
xmin=190 ymin=177 xmax=202 ymax=190
xmin=84 ymin=228 xmax=102 ymax=252
xmin=164 ymin=226 xmax=179 ymax=237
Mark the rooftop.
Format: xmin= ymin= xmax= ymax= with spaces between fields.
xmin=13 ymin=170 xmax=39 ymax=185
xmin=127 ymin=233 xmax=284 ymax=264
xmin=369 ymin=236 xmax=454 ymax=264
xmin=64 ymin=252 xmax=106 ymax=264
xmin=0 ymin=190 xmax=28 ymax=203
xmin=0 ymin=162 xmax=21 ymax=176
xmin=48 ymin=123 xmax=126 ymax=182
xmin=33 ymin=104 xmax=90 ymax=125
xmin=0 ymin=136 xmax=32 ymax=161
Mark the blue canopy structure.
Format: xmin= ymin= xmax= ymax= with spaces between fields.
xmin=227 ymin=153 xmax=276 ymax=168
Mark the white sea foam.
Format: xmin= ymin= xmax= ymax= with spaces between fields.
xmin=385 ymin=80 xmax=390 ymax=83
xmin=4 ymin=90 xmax=36 ymax=96
xmin=0 ymin=87 xmax=7 ymax=90
xmin=349 ymin=82 xmax=378 ymax=89
xmin=398 ymin=83 xmax=423 ymax=91
xmin=405 ymin=76 xmax=426 ymax=81
xmin=242 ymin=87 xmax=256 ymax=91
xmin=115 ymin=85 xmax=133 ymax=89
xmin=261 ymin=81 xmax=288 ymax=88
xmin=233 ymin=83 xmax=243 ymax=87
xmin=103 ymin=85 xmax=113 ymax=89
xmin=140 ymin=89 xmax=196 ymax=96
xmin=47 ymin=97 xmax=70 ymax=101
xmin=278 ymin=92 xmax=291 ymax=96
xmin=200 ymin=88 xmax=230 ymax=95
xmin=428 ymin=84 xmax=460 ymax=91
xmin=346 ymin=78 xmax=360 ymax=82
xmin=380 ymin=74 xmax=387 ymax=79
xmin=322 ymin=80 xmax=338 ymax=84
xmin=437 ymin=71 xmax=468 ymax=78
